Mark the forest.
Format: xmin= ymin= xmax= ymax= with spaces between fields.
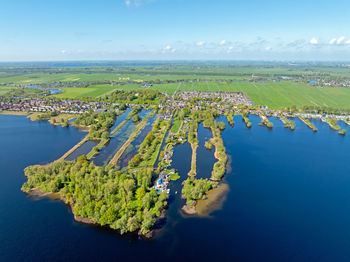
xmin=22 ymin=156 xmax=168 ymax=235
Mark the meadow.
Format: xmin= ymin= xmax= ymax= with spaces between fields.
xmin=2 ymin=62 xmax=350 ymax=109
xmin=109 ymin=81 xmax=350 ymax=109
xmin=0 ymin=86 xmax=14 ymax=96
xmin=53 ymin=84 xmax=119 ymax=99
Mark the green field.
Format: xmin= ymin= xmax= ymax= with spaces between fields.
xmin=4 ymin=76 xmax=350 ymax=110
xmin=171 ymin=119 xmax=182 ymax=133
xmin=0 ymin=86 xmax=14 ymax=96
xmin=53 ymin=84 xmax=119 ymax=99
xmin=3 ymin=62 xmax=350 ymax=109
xmin=0 ymin=72 xmax=250 ymax=85
xmin=221 ymin=81 xmax=350 ymax=109
xmin=109 ymin=81 xmax=350 ymax=109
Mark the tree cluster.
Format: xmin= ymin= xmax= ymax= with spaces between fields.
xmin=22 ymin=157 xmax=168 ymax=235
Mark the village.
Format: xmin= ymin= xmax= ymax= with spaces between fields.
xmin=0 ymin=98 xmax=108 ymax=114
xmin=177 ymin=91 xmax=253 ymax=106
xmin=2 ymin=90 xmax=350 ymax=124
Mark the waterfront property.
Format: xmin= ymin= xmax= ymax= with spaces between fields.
xmin=154 ymin=171 xmax=170 ymax=193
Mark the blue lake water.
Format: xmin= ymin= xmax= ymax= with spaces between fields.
xmin=2 ymin=114 xmax=350 ymax=261
xmin=25 ymin=84 xmax=62 ymax=95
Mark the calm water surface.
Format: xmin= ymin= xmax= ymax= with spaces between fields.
xmin=110 ymin=108 xmax=132 ymax=131
xmin=196 ymin=122 xmax=215 ymax=179
xmin=2 ymin=114 xmax=350 ymax=261
xmin=65 ymin=140 xmax=98 ymax=161
xmin=117 ymin=114 xmax=157 ymax=169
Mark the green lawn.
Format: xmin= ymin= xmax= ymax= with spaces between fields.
xmin=171 ymin=119 xmax=181 ymax=133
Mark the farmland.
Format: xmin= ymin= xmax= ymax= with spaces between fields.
xmin=2 ymin=62 xmax=350 ymax=109
xmin=109 ymin=81 xmax=350 ymax=109
xmin=53 ymin=84 xmax=120 ymax=99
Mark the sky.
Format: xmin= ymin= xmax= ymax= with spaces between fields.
xmin=1 ymin=0 xmax=350 ymax=61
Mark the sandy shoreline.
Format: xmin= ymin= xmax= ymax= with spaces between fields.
xmin=181 ymin=183 xmax=230 ymax=217
xmin=181 ymin=204 xmax=197 ymax=215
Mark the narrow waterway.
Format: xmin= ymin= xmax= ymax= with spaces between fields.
xmin=91 ymin=109 xmax=150 ymax=166
xmin=65 ymin=140 xmax=98 ymax=161
xmin=195 ymin=122 xmax=216 ymax=179
xmin=110 ymin=107 xmax=133 ymax=131
xmin=91 ymin=118 xmax=136 ymax=166
xmin=117 ymin=114 xmax=157 ymax=169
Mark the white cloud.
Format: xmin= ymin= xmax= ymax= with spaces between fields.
xmin=161 ymin=45 xmax=176 ymax=53
xmin=226 ymin=46 xmax=234 ymax=53
xmin=264 ymin=46 xmax=272 ymax=51
xmin=219 ymin=40 xmax=227 ymax=46
xmin=329 ymin=38 xmax=337 ymax=45
xmin=196 ymin=41 xmax=206 ymax=47
xmin=310 ymin=38 xmax=318 ymax=45
xmin=337 ymin=36 xmax=346 ymax=45
xmin=60 ymin=50 xmax=67 ymax=54
xmin=328 ymin=36 xmax=349 ymax=45
xmin=125 ymin=0 xmax=156 ymax=7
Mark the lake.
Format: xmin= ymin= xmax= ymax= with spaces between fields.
xmin=1 ymin=114 xmax=350 ymax=261
xmin=25 ymin=84 xmax=62 ymax=95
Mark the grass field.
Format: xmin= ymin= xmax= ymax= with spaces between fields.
xmin=4 ymin=76 xmax=350 ymax=110
xmin=221 ymin=81 xmax=350 ymax=109
xmin=0 ymin=72 xmax=251 ymax=85
xmin=0 ymin=86 xmax=13 ymax=96
xmin=53 ymin=84 xmax=119 ymax=99
xmin=171 ymin=119 xmax=182 ymax=133
xmin=111 ymin=81 xmax=350 ymax=109
xmin=3 ymin=64 xmax=350 ymax=110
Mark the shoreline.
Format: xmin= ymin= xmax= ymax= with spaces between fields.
xmin=0 ymin=111 xmax=85 ymax=129
xmin=181 ymin=183 xmax=230 ymax=217
xmin=188 ymin=142 xmax=198 ymax=177
xmin=25 ymin=187 xmax=161 ymax=239
xmin=209 ymin=135 xmax=227 ymax=181
xmin=181 ymin=204 xmax=197 ymax=215
xmin=299 ymin=116 xmax=318 ymax=132
xmin=58 ymin=134 xmax=90 ymax=161
xmin=0 ymin=110 xmax=28 ymax=116
xmin=26 ymin=188 xmax=98 ymax=225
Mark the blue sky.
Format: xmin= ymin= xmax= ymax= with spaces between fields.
xmin=1 ymin=0 xmax=350 ymax=61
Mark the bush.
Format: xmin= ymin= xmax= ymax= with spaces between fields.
xmin=182 ymin=178 xmax=217 ymax=207
xmin=205 ymin=141 xmax=213 ymax=150
xmin=132 ymin=115 xmax=140 ymax=123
